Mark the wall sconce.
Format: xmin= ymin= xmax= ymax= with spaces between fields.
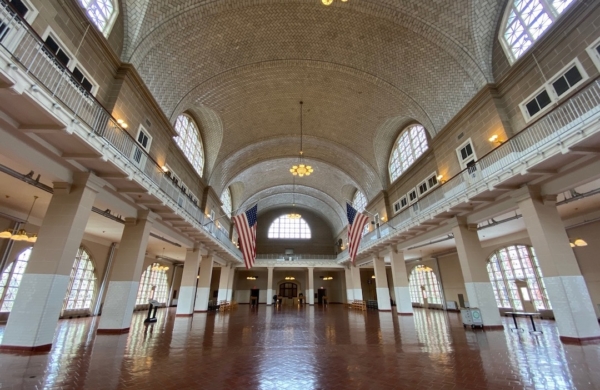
xmin=488 ymin=134 xmax=503 ymax=144
xmin=161 ymin=166 xmax=169 ymax=173
xmin=436 ymin=174 xmax=445 ymax=184
xmin=320 ymin=276 xmax=333 ymax=281
xmin=570 ymin=238 xmax=588 ymax=247
xmin=371 ymin=275 xmax=376 ymax=279
xmin=247 ymin=276 xmax=257 ymax=280
xmin=380 ymin=216 xmax=387 ymax=222
xmin=285 ymin=276 xmax=295 ymax=280
xmin=116 ymin=119 xmax=128 ymax=129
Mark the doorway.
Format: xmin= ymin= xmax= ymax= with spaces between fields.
xmin=250 ymin=288 xmax=259 ymax=307
xmin=515 ymin=280 xmax=536 ymax=312
xmin=317 ymin=288 xmax=327 ymax=305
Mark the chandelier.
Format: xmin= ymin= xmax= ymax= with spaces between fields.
xmin=287 ymin=177 xmax=302 ymax=219
xmin=285 ymin=276 xmax=295 ymax=280
xmin=322 ymin=0 xmax=348 ymax=5
xmin=415 ymin=265 xmax=433 ymax=272
xmin=0 ymin=196 xmax=39 ymax=243
xmin=290 ymin=101 xmax=313 ymax=177
xmin=151 ymin=263 xmax=169 ymax=272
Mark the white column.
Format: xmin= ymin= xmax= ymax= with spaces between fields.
xmin=0 ymin=174 xmax=100 ymax=351
xmin=518 ymin=189 xmax=600 ymax=342
xmin=267 ymin=267 xmax=274 ymax=305
xmin=98 ymin=211 xmax=155 ymax=332
xmin=350 ymin=265 xmax=363 ymax=301
xmin=194 ymin=255 xmax=214 ymax=312
xmin=344 ymin=266 xmax=354 ymax=302
xmin=308 ymin=267 xmax=315 ymax=305
xmin=452 ymin=219 xmax=502 ymax=329
xmin=176 ymin=247 xmax=203 ymax=316
xmin=226 ymin=265 xmax=236 ymax=302
xmin=373 ymin=256 xmax=392 ymax=311
xmin=387 ymin=248 xmax=413 ymax=315
xmin=217 ymin=265 xmax=231 ymax=302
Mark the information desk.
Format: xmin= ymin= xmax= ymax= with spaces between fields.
xmin=506 ymin=312 xmax=542 ymax=334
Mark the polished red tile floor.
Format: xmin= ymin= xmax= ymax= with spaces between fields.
xmin=1 ymin=306 xmax=600 ymax=389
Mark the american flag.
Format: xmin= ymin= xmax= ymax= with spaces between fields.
xmin=347 ymin=203 xmax=370 ymax=264
xmin=233 ymin=204 xmax=258 ymax=269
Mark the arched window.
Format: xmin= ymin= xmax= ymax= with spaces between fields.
xmin=268 ymin=215 xmax=311 ymax=239
xmin=501 ymin=0 xmax=575 ymax=63
xmin=78 ymin=0 xmax=119 ymax=37
xmin=408 ymin=265 xmax=443 ymax=305
xmin=63 ymin=247 xmax=96 ymax=312
xmin=136 ymin=263 xmax=169 ymax=305
xmin=487 ymin=245 xmax=551 ymax=311
xmin=221 ymin=188 xmax=232 ymax=218
xmin=388 ymin=124 xmax=428 ymax=183
xmin=174 ymin=114 xmax=205 ymax=177
xmin=0 ymin=247 xmax=32 ymax=312
xmin=352 ymin=191 xmax=369 ymax=236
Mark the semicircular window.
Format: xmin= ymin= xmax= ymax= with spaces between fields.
xmin=268 ymin=215 xmax=311 ymax=239
xmin=388 ymin=124 xmax=428 ymax=183
xmin=78 ymin=0 xmax=119 ymax=37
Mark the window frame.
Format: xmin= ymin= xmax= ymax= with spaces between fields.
xmin=220 ymin=188 xmax=233 ymax=219
xmin=0 ymin=247 xmax=32 ymax=313
xmin=135 ymin=263 xmax=169 ymax=306
xmin=78 ymin=0 xmax=119 ymax=38
xmin=408 ymin=266 xmax=443 ymax=305
xmin=61 ymin=246 xmax=97 ymax=315
xmin=456 ymin=138 xmax=477 ymax=171
xmin=131 ymin=125 xmax=152 ymax=168
xmin=0 ymin=0 xmax=39 ymax=51
xmin=586 ymin=35 xmax=600 ymax=72
xmin=174 ymin=114 xmax=205 ymax=178
xmin=388 ymin=124 xmax=429 ymax=184
xmin=267 ymin=215 xmax=312 ymax=239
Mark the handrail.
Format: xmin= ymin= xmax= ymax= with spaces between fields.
xmin=256 ymin=254 xmax=338 ymax=260
xmin=0 ymin=2 xmax=241 ymax=258
xmin=339 ymin=77 xmax=600 ymax=261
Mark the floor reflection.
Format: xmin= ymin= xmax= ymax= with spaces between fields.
xmin=0 ymin=306 xmax=599 ymax=389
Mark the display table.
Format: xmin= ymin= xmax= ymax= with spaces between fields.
xmin=506 ymin=312 xmax=542 ymax=334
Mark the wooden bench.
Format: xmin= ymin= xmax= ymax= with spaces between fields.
xmin=219 ymin=300 xmax=231 ymax=311
xmin=348 ymin=300 xmax=366 ymax=311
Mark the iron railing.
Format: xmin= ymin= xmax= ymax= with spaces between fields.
xmin=0 ymin=2 xmax=241 ymax=258
xmin=256 ymin=254 xmax=338 ymax=260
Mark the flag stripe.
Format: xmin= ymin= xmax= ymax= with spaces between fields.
xmin=233 ymin=205 xmax=258 ymax=269
xmin=346 ymin=203 xmax=369 ymax=264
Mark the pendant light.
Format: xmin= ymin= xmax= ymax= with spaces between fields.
xmin=290 ymin=101 xmax=314 ymax=177
xmin=0 ymin=196 xmax=39 ymax=242
xmin=287 ymin=177 xmax=301 ymax=219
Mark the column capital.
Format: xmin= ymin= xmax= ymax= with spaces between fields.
xmin=267 ymin=266 xmax=274 ymax=271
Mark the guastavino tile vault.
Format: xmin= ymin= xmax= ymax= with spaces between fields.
xmin=0 ymin=0 xmax=600 ymax=389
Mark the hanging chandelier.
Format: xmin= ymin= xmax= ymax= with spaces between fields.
xmin=287 ymin=177 xmax=302 ymax=219
xmin=0 ymin=196 xmax=39 ymax=243
xmin=290 ymin=101 xmax=314 ymax=177
xmin=151 ymin=262 xmax=169 ymax=272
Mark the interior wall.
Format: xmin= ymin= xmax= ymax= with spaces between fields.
xmin=567 ymin=220 xmax=600 ymax=318
xmin=435 ymin=253 xmax=467 ymax=306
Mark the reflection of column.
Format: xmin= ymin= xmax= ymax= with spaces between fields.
xmin=344 ymin=266 xmax=354 ymax=302
xmin=217 ymin=265 xmax=231 ymax=302
xmin=350 ymin=265 xmax=363 ymax=300
xmin=176 ymin=247 xmax=203 ymax=316
xmin=388 ymin=248 xmax=413 ymax=315
xmin=517 ymin=189 xmax=600 ymax=342
xmin=84 ymin=334 xmax=128 ymax=388
xmin=267 ymin=267 xmax=274 ymax=305
xmin=373 ymin=256 xmax=391 ymax=311
xmin=452 ymin=219 xmax=502 ymax=329
xmin=308 ymin=267 xmax=315 ymax=305
xmin=195 ymin=255 xmax=214 ymax=312
xmin=98 ymin=211 xmax=155 ymax=333
xmin=226 ymin=265 xmax=236 ymax=301
xmin=1 ymin=174 xmax=100 ymax=351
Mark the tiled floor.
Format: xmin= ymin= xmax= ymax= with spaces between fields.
xmin=0 ymin=306 xmax=599 ymax=389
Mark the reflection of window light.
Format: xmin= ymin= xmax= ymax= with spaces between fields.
xmin=520 ymin=287 xmax=531 ymax=301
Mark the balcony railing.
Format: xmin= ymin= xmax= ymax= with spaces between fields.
xmin=0 ymin=2 xmax=241 ymax=258
xmin=256 ymin=254 xmax=338 ymax=260
xmin=339 ymin=77 xmax=600 ymax=261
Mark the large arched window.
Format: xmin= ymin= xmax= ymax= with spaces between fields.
xmin=268 ymin=215 xmax=311 ymax=239
xmin=63 ymin=247 xmax=96 ymax=312
xmin=174 ymin=114 xmax=205 ymax=177
xmin=221 ymin=188 xmax=232 ymax=218
xmin=0 ymin=247 xmax=32 ymax=312
xmin=408 ymin=265 xmax=443 ymax=305
xmin=352 ymin=190 xmax=367 ymax=212
xmin=136 ymin=263 xmax=169 ymax=305
xmin=487 ymin=245 xmax=551 ymax=311
xmin=501 ymin=0 xmax=575 ymax=64
xmin=388 ymin=124 xmax=428 ymax=183
xmin=78 ymin=0 xmax=119 ymax=37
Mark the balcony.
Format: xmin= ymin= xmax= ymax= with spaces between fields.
xmin=0 ymin=2 xmax=241 ymax=261
xmin=339 ymin=77 xmax=600 ymax=263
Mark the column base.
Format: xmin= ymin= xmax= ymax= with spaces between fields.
xmin=97 ymin=328 xmax=130 ymax=335
xmin=560 ymin=335 xmax=600 ymax=345
xmin=397 ymin=312 xmax=414 ymax=316
xmin=482 ymin=325 xmax=504 ymax=331
xmin=175 ymin=313 xmax=193 ymax=317
xmin=0 ymin=343 xmax=52 ymax=353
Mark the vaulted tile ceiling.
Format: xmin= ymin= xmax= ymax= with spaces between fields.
xmin=121 ymin=0 xmax=505 ymax=233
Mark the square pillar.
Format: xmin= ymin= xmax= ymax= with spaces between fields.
xmin=97 ymin=211 xmax=155 ymax=333
xmin=226 ymin=265 xmax=236 ymax=302
xmin=452 ymin=219 xmax=502 ymax=329
xmin=517 ymin=190 xmax=600 ymax=342
xmin=175 ymin=247 xmax=204 ymax=317
xmin=308 ymin=267 xmax=315 ymax=305
xmin=387 ymin=248 xmax=413 ymax=315
xmin=194 ymin=255 xmax=214 ymax=312
xmin=0 ymin=174 xmax=101 ymax=351
xmin=217 ymin=264 xmax=231 ymax=302
xmin=350 ymin=265 xmax=363 ymax=301
xmin=373 ymin=256 xmax=391 ymax=311
xmin=344 ymin=266 xmax=354 ymax=302
xmin=267 ymin=267 xmax=274 ymax=305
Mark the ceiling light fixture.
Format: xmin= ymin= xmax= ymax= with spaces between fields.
xmin=287 ymin=177 xmax=302 ymax=219
xmin=322 ymin=0 xmax=349 ymax=5
xmin=0 ymin=196 xmax=39 ymax=243
xmin=285 ymin=276 xmax=295 ymax=280
xmin=151 ymin=262 xmax=169 ymax=272
xmin=247 ymin=276 xmax=257 ymax=280
xmin=570 ymin=238 xmax=588 ymax=247
xmin=290 ymin=101 xmax=314 ymax=177
xmin=415 ymin=265 xmax=433 ymax=272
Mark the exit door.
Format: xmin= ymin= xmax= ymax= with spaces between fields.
xmin=317 ymin=289 xmax=327 ymax=305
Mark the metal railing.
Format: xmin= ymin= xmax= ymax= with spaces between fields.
xmin=0 ymin=2 xmax=241 ymax=258
xmin=256 ymin=254 xmax=338 ymax=260
xmin=339 ymin=78 xmax=600 ymax=261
